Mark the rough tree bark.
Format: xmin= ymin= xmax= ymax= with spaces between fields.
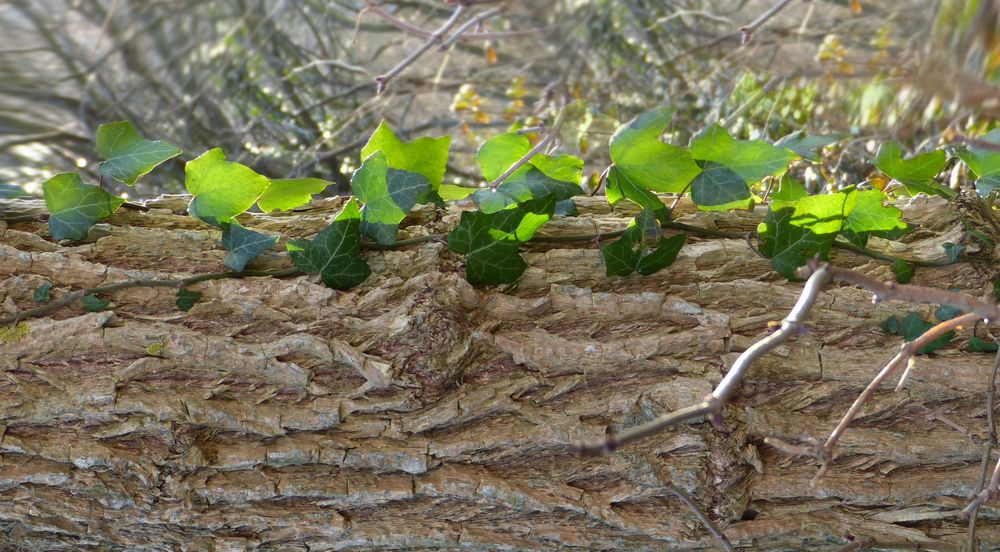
xmin=1 ymin=194 xmax=999 ymax=551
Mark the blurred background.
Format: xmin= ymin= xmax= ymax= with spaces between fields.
xmin=1 ymin=0 xmax=998 ymax=198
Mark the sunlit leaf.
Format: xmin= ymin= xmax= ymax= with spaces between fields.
xmin=690 ymin=123 xmax=798 ymax=182
xmin=257 ymin=178 xmax=330 ymax=212
xmin=757 ymin=206 xmax=835 ymax=280
xmin=96 ymin=121 xmax=181 ymax=185
xmin=185 ymin=148 xmax=270 ymax=227
xmin=873 ymin=142 xmax=949 ymax=196
xmin=42 ymin=173 xmax=125 ymax=240
xmin=361 ymin=120 xmax=451 ymax=192
xmin=774 ymin=130 xmax=844 ymax=162
xmin=609 ymin=107 xmax=701 ymax=194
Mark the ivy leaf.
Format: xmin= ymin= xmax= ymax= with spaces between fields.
xmin=554 ymin=199 xmax=578 ymax=216
xmin=605 ymin=165 xmax=668 ymax=220
xmin=447 ymin=196 xmax=556 ymax=285
xmin=185 ymin=148 xmax=271 ymax=227
xmin=757 ymin=206 xmax=835 ymax=280
xmin=967 ymin=336 xmax=999 ymax=353
xmin=935 ymin=303 xmax=962 ymax=322
xmin=608 ymin=107 xmax=701 ymax=194
xmin=176 ymin=288 xmax=203 ymax=312
xmin=601 ymin=208 xmax=685 ymax=277
xmin=439 ymin=184 xmax=478 ymax=201
xmin=33 ymin=282 xmax=52 ymax=303
xmin=257 ymin=178 xmax=330 ymax=212
xmin=896 ymin=312 xmax=954 ymax=354
xmin=689 ymin=161 xmax=754 ymax=211
xmin=287 ymin=197 xmax=371 ymax=290
xmin=0 ymin=183 xmax=28 ymax=198
xmin=351 ymin=151 xmax=430 ymax=245
xmin=770 ymin=176 xmax=808 ymax=204
xmin=954 ymin=132 xmax=1000 ymax=197
xmin=774 ymin=131 xmax=843 ymax=162
xmin=942 ymin=242 xmax=964 ymax=263
xmin=82 ymin=294 xmax=110 ymax=312
xmin=873 ymin=142 xmax=950 ymax=196
xmin=96 ymin=121 xmax=182 ymax=185
xmin=891 ymin=259 xmax=913 ymax=284
xmin=42 ymin=173 xmax=126 ymax=241
xmin=361 ymin=120 xmax=450 ymax=193
xmin=689 ymin=124 xmax=798 ymax=182
xmin=789 ymin=191 xmax=854 ymax=235
xmin=473 ymin=133 xmax=583 ymax=213
xmin=220 ymin=220 xmax=278 ymax=271
xmin=473 ymin=167 xmax=581 ymax=214
xmin=841 ymin=189 xmax=908 ymax=247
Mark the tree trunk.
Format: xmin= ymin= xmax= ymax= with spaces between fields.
xmin=1 ymin=195 xmax=998 ymax=551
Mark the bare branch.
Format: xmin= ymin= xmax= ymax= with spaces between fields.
xmin=440 ymin=6 xmax=505 ymax=50
xmin=739 ymin=0 xmax=800 ymax=45
xmin=374 ymin=4 xmax=467 ymax=94
xmin=361 ymin=3 xmax=548 ymax=43
xmin=966 ymin=344 xmax=1000 ymax=544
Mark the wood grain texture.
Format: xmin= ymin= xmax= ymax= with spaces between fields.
xmin=0 ymin=195 xmax=997 ymax=551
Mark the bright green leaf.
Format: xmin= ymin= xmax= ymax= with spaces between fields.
xmin=896 ymin=312 xmax=954 ymax=354
xmin=352 ymin=151 xmax=430 ymax=245
xmin=873 ymin=142 xmax=949 ymax=196
xmin=609 ymin=107 xmax=701 ymax=194
xmin=690 ymin=124 xmax=797 ymax=182
xmin=842 ymin=189 xmax=908 ymax=245
xmin=42 ymin=173 xmax=126 ymax=241
xmin=770 ymin=176 xmax=808 ymax=204
xmin=220 ymin=220 xmax=278 ymax=271
xmin=96 ymin=121 xmax=182 ymax=185
xmin=439 ymin=184 xmax=478 ymax=201
xmin=789 ymin=191 xmax=854 ymax=235
xmin=33 ymin=282 xmax=51 ymax=303
xmin=185 ymin=148 xmax=270 ymax=227
xmin=689 ymin=161 xmax=754 ymax=211
xmin=82 ymin=294 xmax=110 ymax=312
xmin=361 ymin=120 xmax=450 ymax=191
xmin=954 ymin=136 xmax=1000 ymax=197
xmin=176 ymin=288 xmax=203 ymax=312
xmin=757 ymin=206 xmax=835 ymax=280
xmin=287 ymin=197 xmax=371 ymax=290
xmin=257 ymin=178 xmax=330 ymax=212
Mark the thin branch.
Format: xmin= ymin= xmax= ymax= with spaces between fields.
xmin=440 ymin=6 xmax=505 ymax=50
xmin=664 ymin=483 xmax=734 ymax=552
xmin=374 ymin=4 xmax=467 ymax=94
xmin=739 ymin=0 xmax=799 ymax=45
xmin=488 ymin=105 xmax=568 ymax=190
xmin=361 ymin=3 xmax=548 ymax=43
xmin=813 ymin=312 xmax=980 ymax=483
xmin=966 ymin=344 xmax=1000 ymax=545
xmin=576 ymin=262 xmax=833 ymax=456
xmin=962 ymin=453 xmax=1000 ymax=519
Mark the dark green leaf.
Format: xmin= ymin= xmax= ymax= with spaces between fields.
xmin=689 ymin=161 xmax=753 ymax=211
xmin=351 ymin=151 xmax=430 ymax=245
xmin=896 ymin=312 xmax=954 ymax=354
xmin=554 ymin=199 xmax=578 ymax=216
xmin=82 ymin=294 xmax=110 ymax=312
xmin=873 ymin=142 xmax=949 ymax=196
xmin=967 ymin=336 xmax=999 ymax=353
xmin=935 ymin=303 xmax=962 ymax=321
xmin=96 ymin=121 xmax=182 ymax=185
xmin=689 ymin=123 xmax=797 ymax=182
xmin=605 ymin=166 xmax=668 ymax=219
xmin=361 ymin=120 xmax=450 ymax=191
xmin=891 ymin=259 xmax=913 ymax=284
xmin=33 ymin=282 xmax=51 ymax=303
xmin=42 ymin=173 xmax=126 ymax=240
xmin=176 ymin=288 xmax=203 ymax=312
xmin=601 ymin=208 xmax=685 ymax=277
xmin=220 ymin=220 xmax=278 ymax=271
xmin=608 ymin=107 xmax=701 ymax=195
xmin=185 ymin=148 xmax=270 ymax=227
xmin=757 ymin=206 xmax=835 ymax=280
xmin=257 ymin=178 xmax=330 ymax=212
xmin=473 ymin=167 xmax=581 ymax=214
xmin=447 ymin=196 xmax=555 ymax=285
xmin=287 ymin=197 xmax=371 ymax=290
xmin=0 ymin=183 xmax=28 ymax=198
xmin=954 ymin=134 xmax=1000 ymax=197
xmin=881 ymin=315 xmax=900 ymax=334
xmin=942 ymin=242 xmax=964 ymax=263
xmin=774 ymin=131 xmax=844 ymax=162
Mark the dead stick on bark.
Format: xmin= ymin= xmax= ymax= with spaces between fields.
xmin=965 ymin=345 xmax=1000 ymax=542
xmin=576 ymin=261 xmax=834 ymax=455
xmin=664 ymin=483 xmax=734 ymax=552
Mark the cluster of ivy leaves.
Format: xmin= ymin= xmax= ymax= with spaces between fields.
xmin=29 ymin=108 xmax=1000 ymax=304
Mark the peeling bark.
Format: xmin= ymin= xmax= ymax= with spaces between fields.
xmin=0 ymin=195 xmax=998 ymax=551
